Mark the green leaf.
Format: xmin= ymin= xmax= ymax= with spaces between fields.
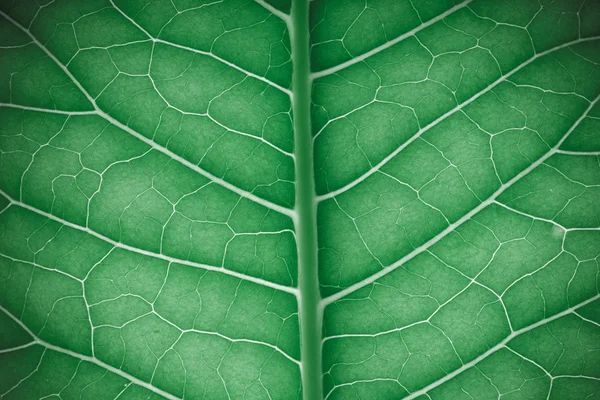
xmin=0 ymin=0 xmax=599 ymax=399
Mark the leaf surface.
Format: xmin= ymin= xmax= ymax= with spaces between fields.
xmin=1 ymin=0 xmax=600 ymax=399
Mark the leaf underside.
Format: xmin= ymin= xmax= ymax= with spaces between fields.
xmin=0 ymin=0 xmax=600 ymax=399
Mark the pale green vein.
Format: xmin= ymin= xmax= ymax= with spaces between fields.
xmin=0 ymin=190 xmax=299 ymax=295
xmin=109 ymin=0 xmax=292 ymax=96
xmin=316 ymin=35 xmax=600 ymax=202
xmin=321 ymin=92 xmax=600 ymax=307
xmin=0 ymin=305 xmax=181 ymax=400
xmin=403 ymin=293 xmax=600 ymax=400
xmin=310 ymin=0 xmax=474 ymax=79
xmin=0 ymin=10 xmax=296 ymax=219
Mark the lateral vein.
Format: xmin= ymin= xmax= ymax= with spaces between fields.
xmin=109 ymin=0 xmax=292 ymax=96
xmin=316 ymin=35 xmax=600 ymax=203
xmin=402 ymin=293 xmax=600 ymax=399
xmin=253 ymin=0 xmax=292 ymax=24
xmin=310 ymin=0 xmax=474 ymax=80
xmin=0 ymin=305 xmax=182 ymax=400
xmin=0 ymin=10 xmax=296 ymax=219
xmin=320 ymin=92 xmax=600 ymax=307
xmin=0 ymin=103 xmax=97 ymax=115
xmin=0 ymin=252 xmax=301 ymax=365
xmin=0 ymin=190 xmax=299 ymax=296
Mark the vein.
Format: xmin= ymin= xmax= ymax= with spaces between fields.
xmin=0 ymin=10 xmax=295 ymax=219
xmin=556 ymin=149 xmax=600 ymax=156
xmin=495 ymin=201 xmax=600 ymax=232
xmin=0 ymin=103 xmax=97 ymax=115
xmin=155 ymin=312 xmax=301 ymax=366
xmin=316 ymin=35 xmax=600 ymax=203
xmin=0 ymin=189 xmax=299 ymax=296
xmin=0 ymin=341 xmax=37 ymax=354
xmin=144 ymin=68 xmax=294 ymax=158
xmin=0 ymin=104 xmax=294 ymax=159
xmin=1 ymin=252 xmax=300 ymax=365
xmin=310 ymin=0 xmax=473 ymax=80
xmin=152 ymin=40 xmax=292 ymax=96
xmin=325 ymin=379 xmax=408 ymax=400
xmin=320 ymin=92 xmax=600 ymax=307
xmin=401 ymin=293 xmax=600 ymax=400
xmin=253 ymin=0 xmax=291 ymax=24
xmin=109 ymin=0 xmax=292 ymax=96
xmin=0 ymin=305 xmax=181 ymax=400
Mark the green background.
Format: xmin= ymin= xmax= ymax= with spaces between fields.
xmin=0 ymin=0 xmax=599 ymax=399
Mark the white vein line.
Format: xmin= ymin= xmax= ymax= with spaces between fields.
xmin=554 ymin=375 xmax=600 ymax=381
xmin=0 ymin=252 xmax=300 ymax=363
xmin=0 ymin=305 xmax=181 ymax=400
xmin=158 ymin=315 xmax=301 ymax=366
xmin=326 ymin=378 xmax=408 ymax=400
xmin=152 ymin=38 xmax=292 ymax=96
xmin=0 ymin=103 xmax=96 ymax=115
xmin=192 ymin=333 xmax=300 ymax=366
xmin=0 ymin=190 xmax=298 ymax=296
xmin=108 ymin=0 xmax=292 ymax=96
xmin=0 ymin=341 xmax=37 ymax=354
xmin=575 ymin=312 xmax=600 ymax=328
xmin=0 ymin=10 xmax=295 ymax=219
xmin=310 ymin=0 xmax=473 ymax=80
xmin=320 ymin=93 xmax=600 ymax=307
xmin=496 ymin=201 xmax=600 ymax=232
xmin=5 ymin=102 xmax=294 ymax=159
xmin=0 ymin=254 xmax=83 ymax=283
xmin=402 ymin=293 xmax=600 ymax=400
xmin=253 ymin=0 xmax=291 ymax=24
xmin=556 ymin=149 xmax=600 ymax=156
xmin=504 ymin=346 xmax=552 ymax=377
xmin=316 ymin=35 xmax=600 ymax=203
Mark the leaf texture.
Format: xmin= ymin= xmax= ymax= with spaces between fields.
xmin=0 ymin=0 xmax=599 ymax=399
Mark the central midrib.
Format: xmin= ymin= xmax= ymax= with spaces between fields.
xmin=290 ymin=0 xmax=323 ymax=399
